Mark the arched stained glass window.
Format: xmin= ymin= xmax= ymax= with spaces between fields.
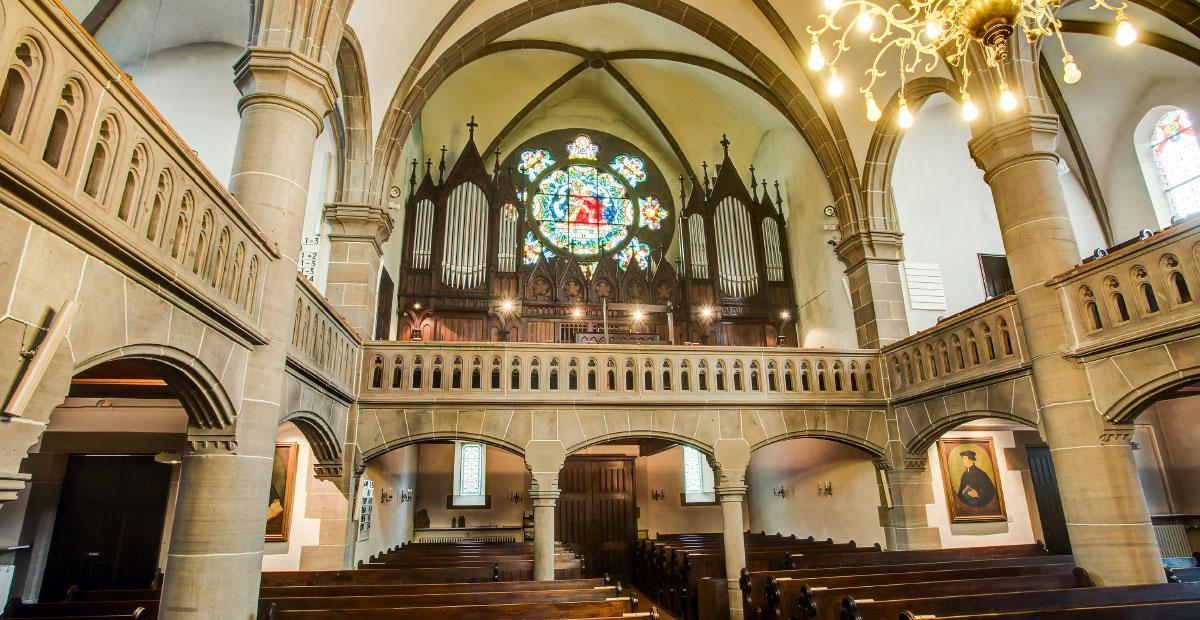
xmin=518 ymin=134 xmax=669 ymax=272
xmin=1151 ymin=109 xmax=1200 ymax=218
xmin=682 ymin=445 xmax=704 ymax=493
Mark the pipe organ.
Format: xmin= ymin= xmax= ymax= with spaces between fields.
xmin=392 ymin=124 xmax=798 ymax=347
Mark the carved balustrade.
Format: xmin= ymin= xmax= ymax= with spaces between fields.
xmin=882 ymin=295 xmax=1029 ymax=402
xmin=359 ymin=342 xmax=883 ymax=404
xmin=289 ymin=274 xmax=360 ymax=398
xmin=0 ymin=0 xmax=278 ymax=343
xmin=1049 ymin=217 xmax=1200 ymax=356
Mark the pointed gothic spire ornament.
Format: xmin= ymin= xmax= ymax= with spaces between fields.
xmin=702 ymin=161 xmax=711 ymax=196
xmin=720 ymin=133 xmax=731 ymax=158
xmin=438 ymin=145 xmax=447 ymax=183
xmin=467 ymin=115 xmax=478 ymax=140
xmin=409 ymin=159 xmax=419 ymax=195
xmin=774 ymin=180 xmax=783 ymax=215
xmin=750 ymin=164 xmax=758 ymax=201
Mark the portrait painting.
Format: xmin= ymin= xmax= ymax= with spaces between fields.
xmin=937 ymin=438 xmax=1007 ymax=523
xmin=265 ymin=443 xmax=299 ymax=541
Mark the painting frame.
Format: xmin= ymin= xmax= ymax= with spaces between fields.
xmin=265 ymin=442 xmax=299 ymax=542
xmin=937 ymin=438 xmax=1007 ymax=523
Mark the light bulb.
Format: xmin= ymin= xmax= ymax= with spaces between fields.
xmin=1062 ymin=55 xmax=1082 ymax=84
xmin=824 ymin=0 xmax=842 ymax=10
xmin=926 ymin=22 xmax=941 ymax=38
xmin=999 ymin=85 xmax=1017 ymax=111
xmin=962 ymin=95 xmax=978 ymax=121
xmin=865 ymin=92 xmax=882 ymax=122
xmin=808 ymin=38 xmax=826 ymax=71
xmin=857 ymin=12 xmax=873 ymax=32
xmin=897 ymin=99 xmax=914 ymax=129
xmin=827 ymin=68 xmax=844 ymax=96
xmin=1116 ymin=15 xmax=1137 ymax=46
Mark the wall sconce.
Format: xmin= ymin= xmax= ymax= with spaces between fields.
xmin=651 ymin=489 xmax=666 ymax=501
xmin=510 ymin=491 xmax=523 ymax=503
xmin=379 ymin=491 xmax=394 ymax=504
xmin=817 ymin=481 xmax=833 ymax=496
xmin=399 ymin=488 xmax=413 ymax=503
xmin=772 ymin=485 xmax=786 ymax=498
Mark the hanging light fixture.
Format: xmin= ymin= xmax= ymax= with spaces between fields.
xmin=808 ymin=0 xmax=1137 ymax=121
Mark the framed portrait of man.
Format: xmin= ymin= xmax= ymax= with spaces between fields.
xmin=937 ymin=438 xmax=1007 ymax=523
xmin=266 ymin=443 xmax=299 ymax=541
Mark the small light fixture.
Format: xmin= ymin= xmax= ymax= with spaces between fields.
xmin=865 ymin=91 xmax=882 ymax=122
xmin=700 ymin=306 xmax=714 ymax=319
xmin=817 ymin=481 xmax=833 ymax=496
xmin=572 ymin=308 xmax=583 ymax=319
xmin=510 ymin=491 xmax=523 ymax=503
xmin=857 ymin=11 xmax=873 ymax=32
xmin=827 ymin=67 xmax=844 ymax=96
xmin=651 ymin=489 xmax=666 ymax=501
xmin=808 ymin=36 xmax=825 ymax=70
xmin=779 ymin=311 xmax=791 ymax=321
xmin=999 ymin=84 xmax=1017 ymax=111
xmin=379 ymin=491 xmax=395 ymax=504
xmin=961 ymin=93 xmax=979 ymax=121
xmin=1116 ymin=11 xmax=1137 ymax=46
xmin=500 ymin=299 xmax=514 ymax=313
xmin=632 ymin=309 xmax=645 ymax=322
xmin=772 ymin=485 xmax=786 ymax=498
xmin=413 ymin=302 xmax=421 ymax=310
xmin=1062 ymin=54 xmax=1082 ymax=84
xmin=897 ymin=97 xmax=914 ymax=129
xmin=400 ymin=488 xmax=413 ymax=502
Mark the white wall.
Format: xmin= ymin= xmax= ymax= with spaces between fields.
xmin=127 ymin=43 xmax=244 ymax=184
xmin=746 ymin=439 xmax=886 ymax=547
xmin=637 ymin=446 xmax=725 ymax=536
xmin=413 ymin=444 xmax=530 ymax=528
xmin=923 ymin=428 xmax=1038 ymax=547
xmin=892 ymin=96 xmax=1105 ymax=333
xmin=354 ymin=445 xmax=419 ymax=565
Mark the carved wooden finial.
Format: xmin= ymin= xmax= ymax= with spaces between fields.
xmin=720 ymin=133 xmax=731 ymax=158
xmin=749 ymin=164 xmax=758 ymax=200
xmin=494 ymin=149 xmax=501 ymax=177
xmin=678 ymin=175 xmax=686 ymax=202
xmin=702 ymin=161 xmax=711 ymax=196
xmin=425 ymin=158 xmax=433 ymax=174
xmin=467 ymin=115 xmax=479 ymax=139
xmin=438 ymin=145 xmax=447 ymax=183
xmin=409 ymin=159 xmax=418 ymax=194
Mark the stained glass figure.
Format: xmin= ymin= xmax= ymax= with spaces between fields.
xmin=616 ymin=237 xmax=651 ymax=271
xmin=682 ymin=445 xmax=703 ymax=493
xmin=639 ymin=197 xmax=668 ymax=231
xmin=460 ymin=443 xmax=483 ymax=496
xmin=611 ymin=154 xmax=647 ymax=186
xmin=518 ymin=149 xmax=555 ymax=181
xmin=523 ymin=231 xmax=548 ymax=265
xmin=502 ymin=203 xmax=519 ymax=221
xmin=1151 ymin=109 xmax=1200 ymax=218
xmin=579 ymin=262 xmax=597 ymax=280
xmin=566 ymin=135 xmax=600 ymax=160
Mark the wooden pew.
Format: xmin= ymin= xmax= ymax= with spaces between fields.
xmin=767 ymin=563 xmax=1085 ymax=620
xmin=265 ymin=595 xmax=642 ymax=619
xmin=68 ymin=578 xmax=611 ymax=602
xmin=739 ymin=555 xmax=1073 ymax=616
xmin=846 ymin=582 xmax=1200 ymax=620
xmin=896 ymin=600 xmax=1200 ymax=619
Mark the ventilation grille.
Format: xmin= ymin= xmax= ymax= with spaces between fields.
xmin=904 ymin=262 xmax=947 ymax=311
xmin=1154 ymin=523 xmax=1192 ymax=558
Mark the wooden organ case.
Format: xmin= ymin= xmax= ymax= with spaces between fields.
xmin=393 ymin=125 xmax=798 ymax=347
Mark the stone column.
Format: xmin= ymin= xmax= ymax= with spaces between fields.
xmin=158 ymin=48 xmax=338 ymax=619
xmin=877 ymin=410 xmax=941 ymax=550
xmin=712 ymin=439 xmax=751 ymax=620
xmin=324 ymin=203 xmax=393 ymax=338
xmin=968 ymin=115 xmax=1162 ymax=586
xmin=530 ymin=487 xmax=559 ymax=581
xmin=836 ymin=232 xmax=910 ymax=348
xmin=526 ymin=441 xmax=566 ymax=581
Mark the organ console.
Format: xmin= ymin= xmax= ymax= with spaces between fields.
xmin=392 ymin=122 xmax=798 ymax=347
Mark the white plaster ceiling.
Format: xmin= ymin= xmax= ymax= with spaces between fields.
xmin=65 ymin=0 xmax=248 ymax=67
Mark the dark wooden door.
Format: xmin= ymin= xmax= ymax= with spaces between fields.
xmin=556 ymin=457 xmax=636 ymax=581
xmin=1026 ymin=446 xmax=1072 ymax=555
xmin=40 ymin=455 xmax=171 ymax=601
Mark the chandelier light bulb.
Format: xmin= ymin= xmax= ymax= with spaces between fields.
xmin=865 ymin=92 xmax=882 ymax=122
xmin=926 ymin=22 xmax=941 ymax=38
xmin=897 ymin=99 xmax=914 ymax=129
xmin=1062 ymin=55 xmax=1082 ymax=84
xmin=808 ymin=38 xmax=826 ymax=70
xmin=1116 ymin=14 xmax=1137 ymax=46
xmin=827 ymin=68 xmax=844 ymax=96
xmin=962 ymin=95 xmax=978 ymax=121
xmin=825 ymin=0 xmax=842 ymax=10
xmin=857 ymin=11 xmax=873 ymax=32
xmin=999 ymin=85 xmax=1018 ymax=111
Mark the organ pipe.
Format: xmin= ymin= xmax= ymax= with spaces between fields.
xmin=715 ymin=197 xmax=758 ymax=297
xmin=763 ymin=218 xmax=784 ymax=282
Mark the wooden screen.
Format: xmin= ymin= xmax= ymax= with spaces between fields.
xmin=556 ymin=457 xmax=636 ymax=581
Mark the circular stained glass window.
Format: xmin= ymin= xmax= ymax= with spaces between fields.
xmin=518 ymin=135 xmax=668 ymax=272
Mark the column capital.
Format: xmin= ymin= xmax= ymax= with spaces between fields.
xmin=835 ymin=230 xmax=905 ymax=272
xmin=233 ymin=47 xmax=338 ymax=134
xmin=716 ymin=485 xmax=748 ymax=501
xmin=186 ymin=428 xmax=238 ymax=455
xmin=529 ymin=489 xmax=561 ymax=506
xmin=968 ymin=114 xmax=1062 ymax=183
xmin=325 ymin=202 xmax=395 ymax=253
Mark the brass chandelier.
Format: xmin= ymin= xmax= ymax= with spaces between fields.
xmin=807 ymin=0 xmax=1138 ymax=126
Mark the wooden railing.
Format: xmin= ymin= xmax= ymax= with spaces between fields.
xmin=358 ymin=342 xmax=883 ymax=404
xmin=0 ymin=0 xmax=278 ymax=343
xmin=1049 ymin=217 xmax=1200 ymax=355
xmin=881 ymin=295 xmax=1029 ymax=401
xmin=289 ymin=274 xmax=361 ymax=397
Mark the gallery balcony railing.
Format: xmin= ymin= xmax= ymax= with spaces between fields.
xmin=0 ymin=0 xmax=279 ymax=343
xmin=358 ymin=341 xmax=884 ymax=405
xmin=1048 ymin=216 xmax=1200 ymax=357
xmin=881 ymin=295 xmax=1030 ymax=402
xmin=288 ymin=275 xmax=361 ymax=398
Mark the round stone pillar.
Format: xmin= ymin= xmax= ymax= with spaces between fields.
xmin=968 ymin=114 xmax=1162 ymax=586
xmin=158 ymin=48 xmax=338 ymax=620
xmin=717 ymin=482 xmax=748 ymax=620
xmin=531 ymin=489 xmax=560 ymax=581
